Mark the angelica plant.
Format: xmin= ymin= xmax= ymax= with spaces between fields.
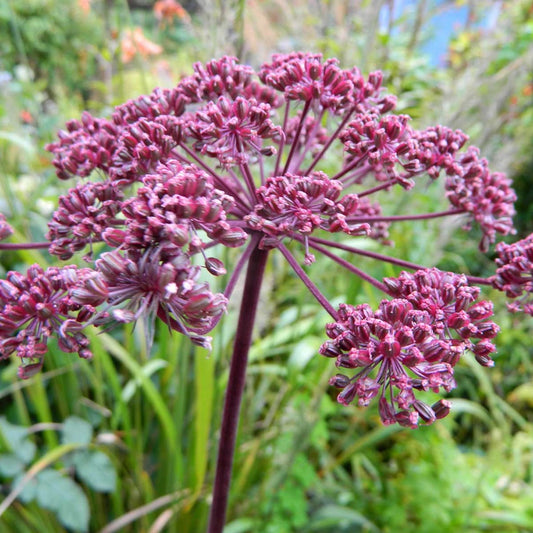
xmin=0 ymin=53 xmax=528 ymax=532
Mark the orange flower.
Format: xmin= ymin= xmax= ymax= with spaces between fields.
xmin=78 ymin=0 xmax=91 ymax=14
xmin=154 ymin=0 xmax=191 ymax=27
xmin=121 ymin=27 xmax=163 ymax=64
xmin=20 ymin=110 xmax=33 ymax=124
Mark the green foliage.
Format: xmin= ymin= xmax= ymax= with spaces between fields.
xmin=33 ymin=469 xmax=90 ymax=532
xmin=0 ymin=415 xmax=117 ymax=532
xmin=0 ymin=0 xmax=104 ymax=98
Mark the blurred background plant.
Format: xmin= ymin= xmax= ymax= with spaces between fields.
xmin=1 ymin=0 xmax=532 ymax=531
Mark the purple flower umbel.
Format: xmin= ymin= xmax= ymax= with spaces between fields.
xmin=2 ymin=52 xmax=522 ymax=417
xmin=321 ymin=269 xmax=498 ymax=428
xmin=3 ymin=51 xmax=531 ymax=533
xmin=0 ymin=265 xmax=96 ymax=377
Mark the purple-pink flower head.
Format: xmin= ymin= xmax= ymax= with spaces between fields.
xmin=259 ymin=52 xmax=394 ymax=115
xmin=178 ymin=56 xmax=281 ymax=107
xmin=320 ymin=299 xmax=457 ymax=428
xmin=47 ymin=180 xmax=125 ymax=260
xmin=111 ymin=115 xmax=185 ymax=184
xmin=185 ymin=96 xmax=282 ymax=166
xmin=0 ymin=265 xmax=95 ymax=378
xmin=412 ymin=126 xmax=469 ymax=180
xmin=112 ymin=86 xmax=188 ymax=124
xmin=245 ymin=171 xmax=383 ymax=262
xmin=383 ymin=268 xmax=499 ymax=367
xmin=445 ymin=147 xmax=516 ymax=252
xmin=46 ymin=111 xmax=119 ymax=180
xmin=259 ymin=52 xmax=355 ymax=112
xmin=34 ymin=53 xmax=518 ymax=397
xmin=72 ymin=249 xmax=226 ymax=349
xmin=0 ymin=213 xmax=13 ymax=241
xmin=492 ymin=234 xmax=533 ymax=316
xmin=108 ymin=161 xmax=247 ymax=259
xmin=341 ymin=113 xmax=420 ymax=188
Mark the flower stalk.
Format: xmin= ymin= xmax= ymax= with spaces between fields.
xmin=207 ymin=244 xmax=269 ymax=533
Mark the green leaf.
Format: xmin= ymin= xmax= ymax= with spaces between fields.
xmin=0 ymin=417 xmax=36 ymax=463
xmin=14 ymin=439 xmax=37 ymax=464
xmin=0 ymin=417 xmax=28 ymax=449
xmin=13 ymin=472 xmax=38 ymax=504
xmin=73 ymin=449 xmax=116 ymax=493
xmin=288 ymin=339 xmax=318 ymax=370
xmin=508 ymin=382 xmax=533 ymax=406
xmin=61 ymin=416 xmax=93 ymax=446
xmin=36 ymin=469 xmax=89 ymax=532
xmin=308 ymin=504 xmax=380 ymax=531
xmin=121 ymin=358 xmax=168 ymax=403
xmin=36 ymin=469 xmax=65 ymax=509
xmin=224 ymin=518 xmax=256 ymax=533
xmin=193 ymin=349 xmax=214 ymax=493
xmin=57 ymin=484 xmax=90 ymax=532
xmin=98 ymin=333 xmax=177 ymax=452
xmin=0 ymin=454 xmax=25 ymax=477
xmin=449 ymin=399 xmax=494 ymax=427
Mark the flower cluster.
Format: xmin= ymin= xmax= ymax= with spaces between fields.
xmin=0 ymin=265 xmax=96 ymax=378
xmin=72 ymin=249 xmax=226 ymax=349
xmin=46 ymin=112 xmax=119 ymax=180
xmin=340 ymin=113 xmax=420 ymax=187
xmin=47 ymin=181 xmax=125 ymax=260
xmin=104 ymin=161 xmax=247 ymax=259
xmin=1 ymin=52 xmax=528 ymax=428
xmin=179 ymin=56 xmax=280 ymax=106
xmin=321 ymin=299 xmax=455 ymax=428
xmin=444 ymin=147 xmax=516 ymax=252
xmin=320 ymin=269 xmax=498 ymax=427
xmin=259 ymin=52 xmax=394 ymax=114
xmin=0 ymin=213 xmax=13 ymax=241
xmin=383 ymin=269 xmax=499 ymax=365
xmin=186 ymin=96 xmax=282 ymax=166
xmin=492 ymin=234 xmax=533 ymax=315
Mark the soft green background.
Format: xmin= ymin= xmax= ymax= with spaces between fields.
xmin=1 ymin=1 xmax=533 ymax=531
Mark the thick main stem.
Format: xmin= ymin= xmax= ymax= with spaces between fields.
xmin=207 ymin=244 xmax=269 ymax=533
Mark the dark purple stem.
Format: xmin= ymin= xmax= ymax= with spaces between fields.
xmin=345 ymin=208 xmax=465 ymax=224
xmin=309 ymin=235 xmax=423 ymax=272
xmin=308 ymin=240 xmax=389 ymax=293
xmin=237 ymin=138 xmax=259 ymax=202
xmin=331 ymin=154 xmax=367 ymax=181
xmin=0 ymin=242 xmax=50 ymax=250
xmin=278 ymin=243 xmax=338 ymax=319
xmin=309 ymin=236 xmax=494 ymax=287
xmin=282 ymin=100 xmax=311 ymax=174
xmin=223 ymin=233 xmax=260 ymax=300
xmin=358 ymin=179 xmax=398 ymax=198
xmin=274 ymin=101 xmax=291 ymax=176
xmin=304 ymin=109 xmax=354 ymax=175
xmin=463 ymin=275 xmax=494 ymax=287
xmin=290 ymin=108 xmax=325 ymax=172
xmin=207 ymin=244 xmax=269 ymax=533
